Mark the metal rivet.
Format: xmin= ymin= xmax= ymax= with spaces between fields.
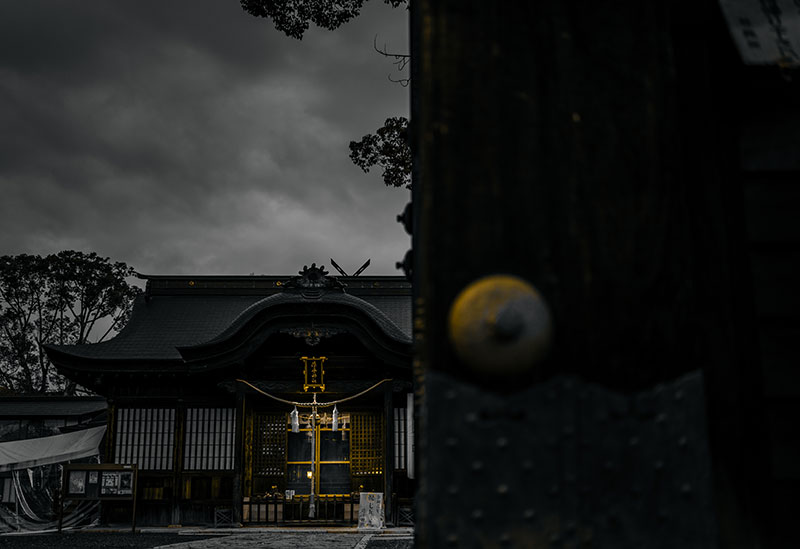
xmin=497 ymin=484 xmax=509 ymax=494
xmin=472 ymin=461 xmax=484 ymax=471
xmin=465 ymin=412 xmax=478 ymax=423
xmin=471 ymin=509 xmax=484 ymax=519
xmin=523 ymin=509 xmax=536 ymax=520
xmin=496 ymin=436 xmax=509 ymax=448
xmin=656 ymin=413 xmax=667 ymax=424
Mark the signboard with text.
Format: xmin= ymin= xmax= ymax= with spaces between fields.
xmin=720 ymin=0 xmax=800 ymax=67
xmin=357 ymin=492 xmax=385 ymax=530
xmin=63 ymin=464 xmax=137 ymax=500
xmin=60 ymin=464 xmax=138 ymax=533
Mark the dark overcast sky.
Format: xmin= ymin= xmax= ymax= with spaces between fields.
xmin=0 ymin=0 xmax=410 ymax=277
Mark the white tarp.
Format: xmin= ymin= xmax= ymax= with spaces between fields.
xmin=0 ymin=426 xmax=106 ymax=472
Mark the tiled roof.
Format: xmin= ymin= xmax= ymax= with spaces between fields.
xmin=46 ymin=275 xmax=412 ymax=362
xmin=363 ymin=295 xmax=412 ymax=336
xmin=0 ymin=397 xmax=107 ymax=417
xmin=49 ymin=295 xmax=263 ymax=360
xmin=194 ymin=292 xmax=410 ymax=349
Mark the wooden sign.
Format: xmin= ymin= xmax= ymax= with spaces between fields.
xmin=720 ymin=0 xmax=800 ymax=67
xmin=357 ymin=492 xmax=385 ymax=530
xmin=60 ymin=464 xmax=138 ymax=533
xmin=301 ymin=356 xmax=326 ymax=392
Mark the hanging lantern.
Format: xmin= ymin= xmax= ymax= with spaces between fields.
xmin=332 ymin=405 xmax=339 ymax=432
xmin=290 ymin=406 xmax=299 ymax=433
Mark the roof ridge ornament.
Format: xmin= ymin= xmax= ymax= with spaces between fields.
xmin=283 ymin=263 xmax=346 ymax=298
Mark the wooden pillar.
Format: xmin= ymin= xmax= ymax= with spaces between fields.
xmin=105 ymin=401 xmax=116 ymax=463
xmin=103 ymin=401 xmax=116 ymax=527
xmin=232 ymin=387 xmax=246 ymax=524
xmin=171 ymin=404 xmax=184 ymax=526
xmin=412 ymin=0 xmax=761 ymax=547
xmin=383 ymin=381 xmax=393 ymax=525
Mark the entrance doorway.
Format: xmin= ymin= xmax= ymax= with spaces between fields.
xmin=286 ymin=412 xmax=351 ymax=496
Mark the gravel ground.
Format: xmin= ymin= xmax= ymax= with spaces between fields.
xmin=363 ymin=539 xmax=413 ymax=549
xmin=0 ymin=532 xmax=218 ymax=549
xmin=0 ymin=531 xmax=413 ymax=549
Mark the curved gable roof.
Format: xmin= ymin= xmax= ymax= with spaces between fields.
xmin=45 ymin=276 xmax=411 ymax=370
xmin=177 ymin=291 xmax=411 ymax=369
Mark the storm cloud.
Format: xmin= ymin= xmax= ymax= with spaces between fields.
xmin=0 ymin=0 xmax=410 ymax=276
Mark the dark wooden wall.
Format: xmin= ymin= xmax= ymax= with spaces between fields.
xmin=412 ymin=1 xmax=797 ymax=547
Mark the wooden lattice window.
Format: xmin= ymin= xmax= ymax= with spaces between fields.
xmin=253 ymin=413 xmax=286 ymax=477
xmin=183 ymin=408 xmax=236 ymax=471
xmin=351 ymin=412 xmax=384 ymax=476
xmin=114 ymin=408 xmax=175 ymax=470
xmin=393 ymin=407 xmax=407 ymax=470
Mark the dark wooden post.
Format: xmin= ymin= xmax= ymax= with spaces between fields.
xmin=383 ymin=381 xmax=394 ymax=525
xmin=232 ymin=386 xmax=246 ymax=524
xmin=171 ymin=404 xmax=184 ymax=526
xmin=412 ymin=1 xmax=765 ymax=547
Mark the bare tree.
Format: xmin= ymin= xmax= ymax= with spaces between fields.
xmin=0 ymin=251 xmax=140 ymax=394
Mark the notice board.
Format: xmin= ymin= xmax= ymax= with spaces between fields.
xmin=60 ymin=463 xmax=138 ymax=533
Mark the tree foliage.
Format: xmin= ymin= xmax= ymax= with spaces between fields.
xmin=240 ymin=0 xmax=406 ymax=39
xmin=0 ymin=251 xmax=140 ymax=394
xmin=239 ymin=1 xmax=412 ymax=189
xmin=349 ymin=116 xmax=411 ymax=189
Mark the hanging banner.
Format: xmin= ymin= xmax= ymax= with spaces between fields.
xmin=720 ymin=0 xmax=800 ymax=67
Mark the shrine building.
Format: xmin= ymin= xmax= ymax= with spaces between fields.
xmin=45 ymin=264 xmax=414 ymax=526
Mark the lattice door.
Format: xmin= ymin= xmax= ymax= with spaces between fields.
xmin=251 ymin=413 xmax=286 ymax=493
xmin=350 ymin=412 xmax=384 ymax=490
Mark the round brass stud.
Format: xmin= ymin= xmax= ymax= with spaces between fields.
xmin=448 ymin=275 xmax=552 ymax=376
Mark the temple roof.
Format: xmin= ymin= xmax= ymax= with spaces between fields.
xmin=0 ymin=396 xmax=107 ymax=418
xmin=45 ymin=270 xmax=411 ymax=365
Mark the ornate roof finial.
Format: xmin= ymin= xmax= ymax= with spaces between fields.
xmin=283 ymin=263 xmax=345 ymax=298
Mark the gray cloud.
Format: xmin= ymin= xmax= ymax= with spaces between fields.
xmin=0 ymin=0 xmax=410 ymax=276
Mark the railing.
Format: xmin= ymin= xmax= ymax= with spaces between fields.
xmin=243 ymin=494 xmax=359 ymax=524
xmin=391 ymin=494 xmax=414 ymax=526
